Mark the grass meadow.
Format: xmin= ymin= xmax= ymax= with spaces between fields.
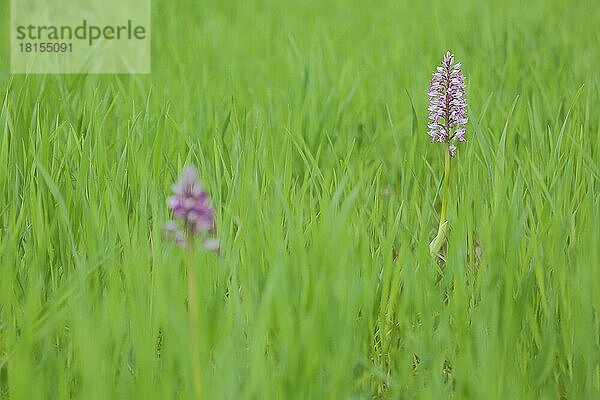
xmin=1 ymin=0 xmax=600 ymax=398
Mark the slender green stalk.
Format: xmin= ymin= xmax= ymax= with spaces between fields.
xmin=439 ymin=144 xmax=451 ymax=231
xmin=186 ymin=252 xmax=203 ymax=399
xmin=430 ymin=145 xmax=451 ymax=257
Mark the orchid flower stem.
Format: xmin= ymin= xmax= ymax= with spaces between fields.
xmin=430 ymin=145 xmax=451 ymax=257
xmin=439 ymin=144 xmax=451 ymax=231
xmin=186 ymin=251 xmax=203 ymax=398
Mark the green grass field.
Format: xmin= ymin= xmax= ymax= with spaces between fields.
xmin=1 ymin=0 xmax=600 ymax=398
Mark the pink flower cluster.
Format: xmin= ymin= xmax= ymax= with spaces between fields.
xmin=165 ymin=166 xmax=219 ymax=252
xmin=427 ymin=51 xmax=468 ymax=157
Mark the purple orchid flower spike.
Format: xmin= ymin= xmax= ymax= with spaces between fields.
xmin=428 ymin=51 xmax=468 ymax=259
xmin=427 ymin=51 xmax=468 ymax=157
xmin=165 ymin=166 xmax=219 ymax=252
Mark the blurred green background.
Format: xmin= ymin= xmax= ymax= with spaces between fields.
xmin=0 ymin=0 xmax=599 ymax=398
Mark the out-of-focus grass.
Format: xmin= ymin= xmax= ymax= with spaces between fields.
xmin=1 ymin=0 xmax=599 ymax=398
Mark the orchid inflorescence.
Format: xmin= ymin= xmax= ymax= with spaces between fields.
xmin=164 ymin=166 xmax=219 ymax=252
xmin=427 ymin=51 xmax=468 ymax=158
